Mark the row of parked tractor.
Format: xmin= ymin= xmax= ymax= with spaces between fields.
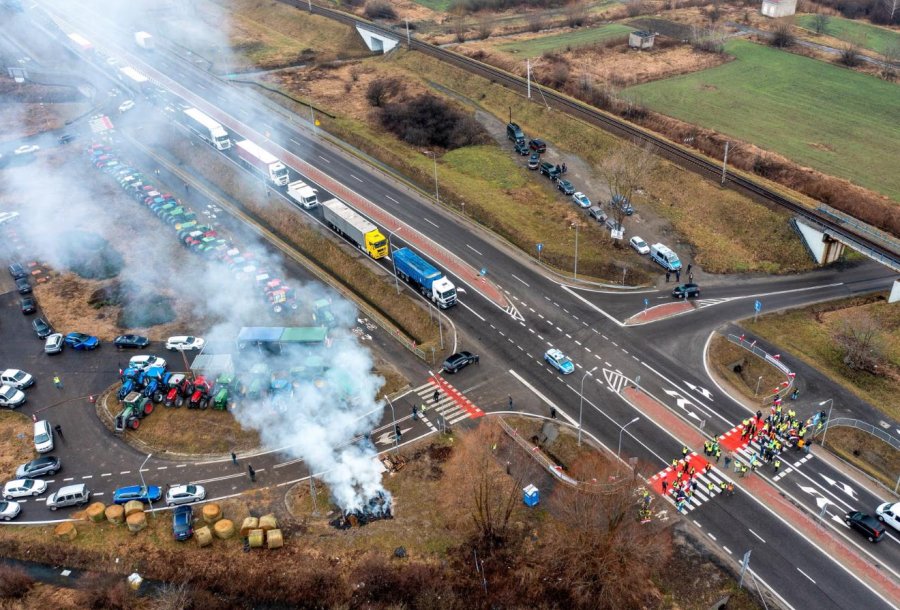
xmin=86 ymin=143 xmax=299 ymax=313
xmin=114 ymin=355 xmax=235 ymax=431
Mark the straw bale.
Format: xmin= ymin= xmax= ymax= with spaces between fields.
xmin=266 ymin=528 xmax=283 ymax=549
xmin=86 ymin=502 xmax=106 ymax=523
xmin=248 ymin=528 xmax=264 ymax=548
xmin=123 ymin=500 xmax=144 ymax=517
xmin=258 ymin=513 xmax=277 ymax=531
xmin=105 ymin=504 xmax=125 ymax=524
xmin=126 ymin=511 xmax=147 ymax=533
xmin=54 ymin=522 xmax=77 ymax=540
xmin=214 ymin=518 xmax=234 ymax=539
xmin=202 ymin=503 xmax=221 ymax=524
xmin=195 ymin=525 xmax=213 ymax=547
xmin=240 ymin=516 xmax=259 ymax=537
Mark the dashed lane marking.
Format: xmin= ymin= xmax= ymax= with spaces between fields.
xmin=749 ymin=529 xmax=766 ymax=543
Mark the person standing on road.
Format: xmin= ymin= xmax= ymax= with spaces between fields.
xmin=774 ymin=459 xmax=781 ymax=473
xmin=432 ymin=389 xmax=440 ymax=403
xmin=248 ymin=464 xmax=256 ymax=482
xmin=508 ymin=395 xmax=513 ymax=409
xmin=54 ymin=424 xmax=64 ymax=440
xmin=665 ymin=271 xmax=671 ymax=283
xmin=231 ymin=451 xmax=238 ymax=465
xmin=53 ymin=375 xmax=62 ymax=389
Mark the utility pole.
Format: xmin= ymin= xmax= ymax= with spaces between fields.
xmin=406 ymin=20 xmax=411 ymax=48
xmin=526 ymin=59 xmax=532 ymax=99
xmin=721 ymin=141 xmax=730 ymax=185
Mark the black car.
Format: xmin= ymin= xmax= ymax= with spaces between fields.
xmin=611 ymin=194 xmax=634 ymax=216
xmin=7 ymin=263 xmax=26 ymax=279
xmin=672 ymin=283 xmax=700 ymax=299
xmin=15 ymin=456 xmax=61 ymax=478
xmin=20 ymin=296 xmax=36 ymax=315
xmin=32 ymin=317 xmax=53 ymax=339
xmin=58 ymin=134 xmax=75 ymax=144
xmin=513 ymin=140 xmax=529 ymax=156
xmin=172 ymin=505 xmax=194 ymax=541
xmin=845 ymin=511 xmax=886 ymax=543
xmin=442 ymin=351 xmax=480 ymax=374
xmin=528 ymin=138 xmax=547 ymax=154
xmin=539 ymin=161 xmax=560 ymax=181
xmin=556 ymin=180 xmax=575 ymax=196
xmin=14 ymin=277 xmax=31 ymax=294
xmin=114 ymin=334 xmax=150 ymax=349
xmin=527 ymin=152 xmax=541 ymax=170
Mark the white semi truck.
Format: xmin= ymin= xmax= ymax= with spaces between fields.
xmin=286 ymin=180 xmax=318 ymax=209
xmin=234 ymin=140 xmax=289 ymax=186
xmin=182 ymin=108 xmax=231 ymax=150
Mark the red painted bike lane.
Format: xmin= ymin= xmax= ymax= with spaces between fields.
xmin=130 ymin=60 xmax=509 ymax=311
xmin=625 ymin=301 xmax=693 ymax=325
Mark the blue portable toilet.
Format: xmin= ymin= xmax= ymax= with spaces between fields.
xmin=523 ymin=484 xmax=539 ymax=507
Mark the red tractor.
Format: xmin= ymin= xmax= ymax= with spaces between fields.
xmin=164 ymin=374 xmax=194 ymax=408
xmin=188 ymin=376 xmax=213 ymax=409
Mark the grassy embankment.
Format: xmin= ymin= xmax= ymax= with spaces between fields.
xmin=625 ymin=40 xmax=900 ymax=202
xmin=795 ymin=14 xmax=900 ymax=55
xmin=496 ymin=23 xmax=635 ymax=55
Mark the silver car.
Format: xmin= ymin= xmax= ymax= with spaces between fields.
xmin=3 ymin=478 xmax=47 ymax=500
xmin=165 ymin=484 xmax=206 ymax=506
xmin=0 ymin=501 xmax=21 ymax=521
xmin=44 ymin=333 xmax=64 ymax=354
xmin=0 ymin=385 xmax=25 ymax=408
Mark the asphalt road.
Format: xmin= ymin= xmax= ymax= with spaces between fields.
xmin=10 ymin=3 xmax=900 ymax=607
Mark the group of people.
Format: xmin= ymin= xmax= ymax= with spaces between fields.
xmin=662 ymin=448 xmax=734 ymax=513
xmin=737 ymin=395 xmax=821 ymax=476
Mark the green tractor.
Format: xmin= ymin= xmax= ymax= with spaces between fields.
xmin=114 ymin=391 xmax=154 ymax=432
xmin=241 ymin=363 xmax=269 ymax=401
xmin=313 ymin=298 xmax=336 ymax=328
xmin=212 ymin=373 xmax=235 ymax=410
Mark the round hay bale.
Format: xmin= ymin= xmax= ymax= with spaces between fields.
xmin=266 ymin=528 xmax=283 ymax=549
xmin=258 ymin=513 xmax=277 ymax=532
xmin=213 ymin=519 xmax=235 ymax=540
xmin=105 ymin=504 xmax=125 ymax=524
xmin=202 ymin=503 xmax=222 ymax=524
xmin=86 ymin=502 xmax=106 ymax=523
xmin=195 ymin=526 xmax=213 ymax=547
xmin=239 ymin=516 xmax=259 ymax=538
xmin=248 ymin=528 xmax=265 ymax=548
xmin=126 ymin=511 xmax=147 ymax=533
xmin=54 ymin=522 xmax=77 ymax=541
xmin=123 ymin=500 xmax=144 ymax=517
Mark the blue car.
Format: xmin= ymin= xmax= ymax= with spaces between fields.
xmin=172 ymin=505 xmax=193 ymax=541
xmin=112 ymin=485 xmax=162 ymax=505
xmin=544 ymin=348 xmax=575 ymax=375
xmin=65 ymin=332 xmax=100 ymax=351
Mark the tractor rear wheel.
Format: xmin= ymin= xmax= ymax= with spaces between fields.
xmin=131 ymin=419 xmax=140 ymax=430
xmin=176 ymin=396 xmax=184 ymax=407
xmin=144 ymin=403 xmax=154 ymax=415
xmin=200 ymin=398 xmax=208 ymax=410
xmin=153 ymin=392 xmax=163 ymax=403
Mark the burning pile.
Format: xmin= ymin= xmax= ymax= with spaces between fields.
xmin=330 ymin=491 xmax=393 ymax=529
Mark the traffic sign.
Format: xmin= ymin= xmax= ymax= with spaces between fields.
xmin=536 ymin=242 xmax=543 ymax=253
xmin=754 ymin=300 xmax=762 ymax=313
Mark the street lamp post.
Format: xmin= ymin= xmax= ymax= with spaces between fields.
xmin=617 ymin=417 xmax=640 ymax=477
xmin=387 ymin=226 xmax=402 ymax=294
xmin=386 ymin=397 xmax=399 ymax=453
xmin=139 ymin=453 xmax=153 ymax=513
xmin=578 ymin=366 xmax=598 ymax=446
xmin=571 ymin=222 xmax=579 ymax=280
xmin=819 ymin=398 xmax=835 ymax=447
xmin=427 ymin=151 xmax=439 ymax=202
xmin=754 ymin=375 xmax=763 ymax=396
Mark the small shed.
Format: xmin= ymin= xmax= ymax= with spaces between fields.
xmin=761 ymin=0 xmax=797 ymax=18
xmin=628 ymin=31 xmax=656 ymax=50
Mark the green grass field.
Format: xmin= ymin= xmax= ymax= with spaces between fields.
xmin=497 ymin=23 xmax=634 ymax=55
xmin=411 ymin=0 xmax=456 ymax=10
xmin=795 ymin=14 xmax=900 ymax=55
xmin=624 ymin=40 xmax=900 ymax=201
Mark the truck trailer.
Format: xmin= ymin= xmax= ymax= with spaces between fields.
xmin=286 ymin=180 xmax=318 ymax=209
xmin=117 ymin=66 xmax=151 ymax=94
xmin=134 ymin=31 xmax=154 ymax=50
xmin=66 ymin=32 xmax=93 ymax=54
xmin=392 ymin=247 xmax=457 ymax=309
xmin=182 ymin=108 xmax=231 ymax=150
xmin=234 ymin=140 xmax=289 ymax=186
xmin=320 ymin=198 xmax=387 ymax=259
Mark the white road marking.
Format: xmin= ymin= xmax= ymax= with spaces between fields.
xmin=317 ymin=155 xmax=330 ymax=163
xmin=509 ymin=369 xmax=577 ymax=426
xmin=723 ymin=546 xmax=732 ymax=555
xmin=290 ymin=138 xmax=303 ymax=146
xmin=176 ymin=464 xmax=187 ymax=468
xmin=82 ymin=475 xmax=92 ymax=479
xmin=693 ymin=520 xmax=702 ymax=528
xmin=511 ymin=274 xmax=530 ymax=287
xmin=350 ymin=174 xmax=363 ymax=183
xmin=101 ymin=473 xmax=111 ymax=477
xmin=424 ymin=218 xmax=439 ymax=228
xmin=157 ymin=466 xmax=168 ymax=470
xmin=386 ymin=195 xmax=398 ymax=203
xmin=466 ymin=244 xmax=483 ymax=256
xmin=120 ymin=471 xmax=131 ymax=475
xmin=707 ymin=533 xmax=716 ymax=541
xmin=748 ymin=528 xmax=766 ymax=543
xmin=457 ymin=300 xmax=486 ymax=321
xmin=797 ymin=568 xmax=816 ymax=584
xmin=63 ymin=478 xmax=73 ymax=482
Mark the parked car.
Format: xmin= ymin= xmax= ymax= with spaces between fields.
xmin=172 ymin=505 xmax=194 ymax=541
xmin=7 ymin=263 xmax=26 ymax=279
xmin=528 ymin=138 xmax=547 ymax=154
xmin=876 ymin=502 xmax=900 ymax=532
xmin=20 ymin=296 xmax=36 ymax=314
xmin=14 ymin=276 xmax=31 ymax=294
xmin=611 ymin=194 xmax=634 ymax=216
xmin=539 ymin=161 xmax=560 ymax=181
xmin=527 ymin=152 xmax=541 ymax=170
xmin=513 ymin=140 xmax=529 ymax=156
xmin=112 ymin=485 xmax=163 ymax=505
xmin=605 ymin=217 xmax=625 ymax=234
xmin=0 ymin=369 xmax=33 ymax=389
xmin=2 ymin=478 xmax=47 ymax=500
xmin=64 ymin=332 xmax=100 ymax=351
xmin=118 ymin=99 xmax=135 ymax=113
xmin=15 ymin=456 xmax=61 ymax=478
xmin=672 ymin=283 xmax=701 ymax=299
xmin=46 ymin=483 xmax=90 ymax=510
xmin=442 ymin=351 xmax=480 ymax=374
xmin=572 ymin=192 xmax=591 ymax=208
xmin=506 ymin=122 xmax=525 ymax=145
xmin=165 ymin=484 xmax=206 ymax=506
xmin=0 ymin=501 xmax=21 ymax=521
xmin=544 ymin=349 xmax=575 ymax=375
xmin=556 ymin=180 xmax=575 ymax=196
xmin=845 ymin=511 xmax=886 ymax=542
xmin=14 ymin=144 xmax=39 ymax=155
xmin=588 ymin=206 xmax=608 ymax=224
xmin=165 ymin=336 xmax=205 ymax=352
xmin=44 ymin=333 xmax=64 ymax=354
xmin=34 ymin=420 xmax=54 ymax=453
xmin=114 ymin=335 xmax=150 ymax=349
xmin=32 ymin=317 xmax=53 ymax=339
xmin=129 ymin=355 xmax=166 ymax=371
xmin=629 ymin=236 xmax=650 ymax=255
xmin=58 ymin=134 xmax=75 ymax=144
xmin=0 ymin=385 xmax=26 ymax=408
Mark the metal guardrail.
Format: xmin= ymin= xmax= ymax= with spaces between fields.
xmin=819 ymin=417 xmax=900 ymax=451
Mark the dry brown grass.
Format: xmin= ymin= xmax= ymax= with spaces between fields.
xmin=0 ymin=411 xmax=36 ymax=479
xmin=707 ymin=333 xmax=787 ymax=404
xmin=825 ymin=427 xmax=900 ymax=490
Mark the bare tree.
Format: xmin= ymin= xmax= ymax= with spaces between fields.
xmin=626 ymin=0 xmax=646 ymax=17
xmin=770 ymin=20 xmax=795 ymax=48
xmin=566 ymin=1 xmax=589 ymax=27
xmin=839 ymin=40 xmax=862 ymax=66
xmin=597 ymin=143 xmax=658 ymax=232
xmin=526 ymin=12 xmax=547 ymax=33
xmin=881 ymin=0 xmax=899 ymax=22
xmin=453 ymin=15 xmax=468 ymax=43
xmin=476 ymin=17 xmax=493 ymax=40
xmin=150 ymin=583 xmax=192 ymax=610
xmin=880 ymin=42 xmax=900 ymax=80
xmin=835 ymin=311 xmax=885 ymax=375
xmin=813 ymin=12 xmax=830 ymax=34
xmin=365 ymin=76 xmax=403 ymax=107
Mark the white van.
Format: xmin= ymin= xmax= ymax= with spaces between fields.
xmin=649 ymin=243 xmax=682 ymax=272
xmin=34 ymin=420 xmax=54 ymax=453
xmin=46 ymin=483 xmax=90 ymax=510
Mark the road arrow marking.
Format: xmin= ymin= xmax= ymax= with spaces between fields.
xmin=819 ymin=474 xmax=858 ymax=501
xmin=683 ymin=380 xmax=713 ymax=401
xmin=662 ymin=389 xmax=700 ymax=421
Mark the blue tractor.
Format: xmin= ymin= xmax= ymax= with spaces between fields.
xmin=117 ymin=367 xmax=142 ymax=401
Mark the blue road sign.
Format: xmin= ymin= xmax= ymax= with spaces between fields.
xmin=481 ymin=267 xmax=488 ymax=276
xmin=536 ymin=242 xmax=543 ymax=253
xmin=644 ymin=298 xmax=649 ymax=307
xmin=754 ymin=300 xmax=762 ymax=313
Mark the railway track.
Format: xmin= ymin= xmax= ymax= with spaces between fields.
xmin=281 ymin=0 xmax=899 ymax=266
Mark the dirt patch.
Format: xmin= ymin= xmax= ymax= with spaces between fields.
xmin=809 ymin=141 xmax=837 ymax=153
xmin=0 ymin=411 xmax=36 ymax=478
xmin=825 ymin=427 xmax=900 ymax=490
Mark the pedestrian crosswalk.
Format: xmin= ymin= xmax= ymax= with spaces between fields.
xmin=411 ymin=377 xmax=484 ymax=431
xmin=695 ymin=298 xmax=733 ymax=309
xmin=649 ymin=453 xmax=732 ymax=513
